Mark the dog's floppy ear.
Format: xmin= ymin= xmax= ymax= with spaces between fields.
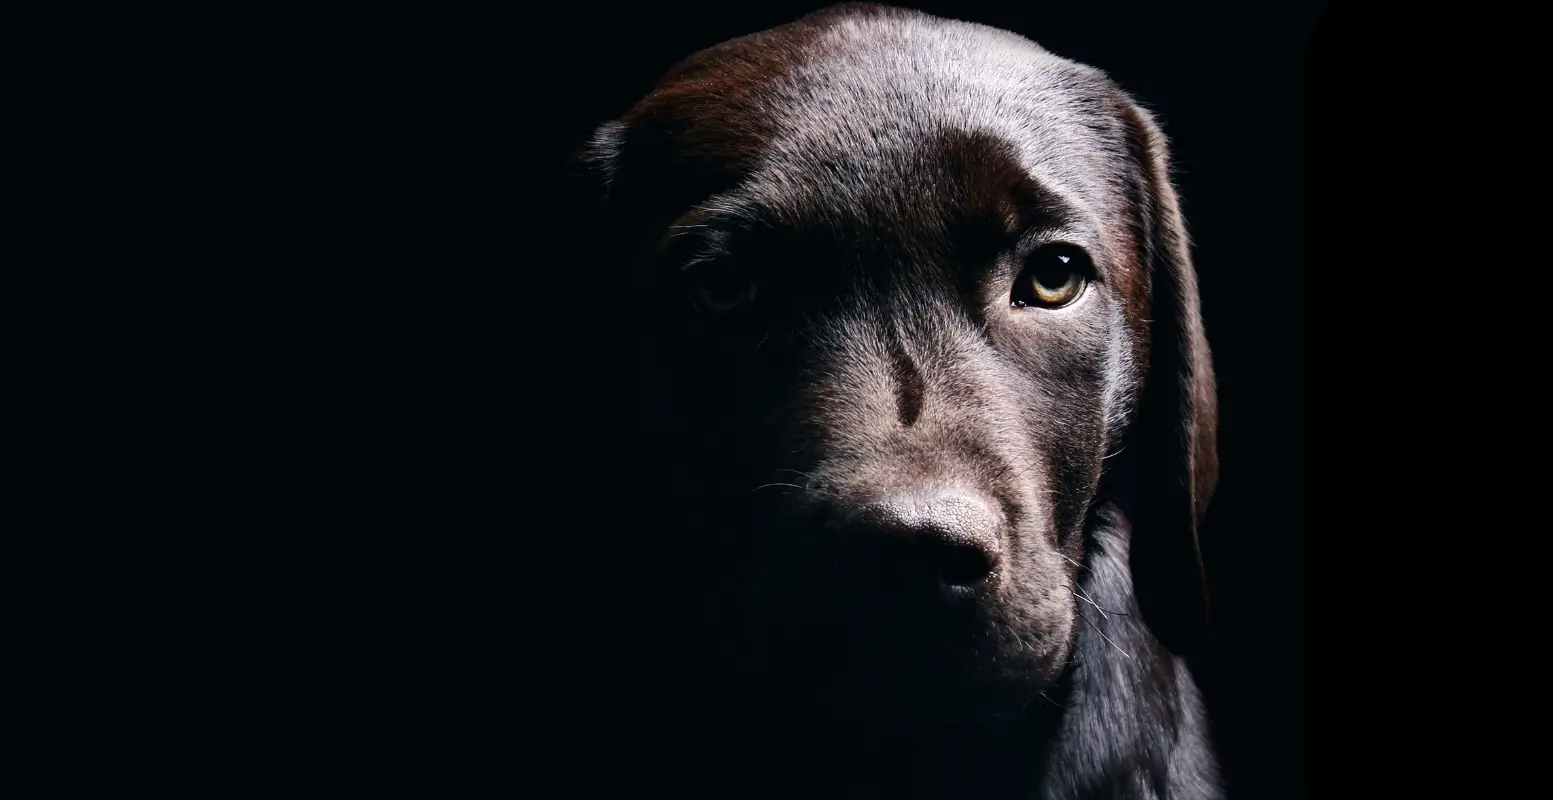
xmin=566 ymin=119 xmax=652 ymax=295
xmin=567 ymin=120 xmax=627 ymax=214
xmin=1120 ymin=99 xmax=1219 ymax=657
xmin=567 ymin=117 xmax=697 ymax=263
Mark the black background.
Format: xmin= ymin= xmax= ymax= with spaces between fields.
xmin=266 ymin=1 xmax=1340 ymax=796
xmin=45 ymin=0 xmax=1537 ymax=793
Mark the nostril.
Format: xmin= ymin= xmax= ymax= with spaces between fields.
xmin=847 ymin=490 xmax=1004 ymax=593
xmin=937 ymin=542 xmax=997 ymax=587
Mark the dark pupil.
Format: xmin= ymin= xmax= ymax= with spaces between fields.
xmin=1034 ymin=254 xmax=1072 ymax=289
xmin=701 ymin=273 xmax=746 ymax=305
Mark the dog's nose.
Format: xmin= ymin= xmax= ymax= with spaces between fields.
xmin=848 ymin=490 xmax=1003 ymax=590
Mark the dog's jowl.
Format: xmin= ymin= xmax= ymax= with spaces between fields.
xmin=574 ymin=5 xmax=1222 ymax=798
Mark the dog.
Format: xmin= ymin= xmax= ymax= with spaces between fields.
xmin=570 ymin=4 xmax=1222 ymax=798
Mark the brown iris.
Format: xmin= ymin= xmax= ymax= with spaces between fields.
xmin=1012 ymin=244 xmax=1089 ymax=309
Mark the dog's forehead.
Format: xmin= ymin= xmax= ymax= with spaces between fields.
xmin=634 ymin=7 xmax=1134 ymax=249
xmin=764 ymin=20 xmax=1121 ymax=196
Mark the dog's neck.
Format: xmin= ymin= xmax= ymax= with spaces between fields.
xmin=1028 ymin=503 xmax=1221 ymax=800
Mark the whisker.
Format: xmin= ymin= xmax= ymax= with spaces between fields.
xmin=1068 ymin=585 xmax=1110 ymax=620
xmin=1062 ymin=580 xmax=1136 ymax=621
xmin=1055 ymin=552 xmax=1088 ymax=572
xmin=1077 ymin=609 xmax=1131 ymax=659
xmin=1071 ymin=581 xmax=1131 ymax=617
xmin=752 ymin=482 xmax=806 ymax=493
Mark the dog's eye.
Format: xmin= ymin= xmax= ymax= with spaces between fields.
xmin=690 ymin=269 xmax=758 ymax=314
xmin=1012 ymin=244 xmax=1089 ymax=309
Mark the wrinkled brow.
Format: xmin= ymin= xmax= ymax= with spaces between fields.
xmin=654 ymin=193 xmax=768 ymax=266
xmin=653 ymin=167 xmax=1112 ymax=279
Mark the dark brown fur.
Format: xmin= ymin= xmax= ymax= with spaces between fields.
xmin=574 ymin=5 xmax=1221 ymax=798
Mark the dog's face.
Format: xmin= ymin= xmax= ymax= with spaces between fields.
xmin=577 ymin=4 xmax=1216 ymax=733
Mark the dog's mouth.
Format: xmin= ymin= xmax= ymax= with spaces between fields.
xmin=733 ymin=567 xmax=1074 ymax=730
xmin=707 ymin=474 xmax=1079 ymax=730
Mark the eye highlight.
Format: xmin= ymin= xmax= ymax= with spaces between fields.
xmin=1011 ymin=244 xmax=1090 ymax=309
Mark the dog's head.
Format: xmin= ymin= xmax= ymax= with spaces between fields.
xmin=574 ymin=4 xmax=1216 ymax=732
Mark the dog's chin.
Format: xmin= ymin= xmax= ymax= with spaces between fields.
xmin=882 ymin=635 xmax=1072 ymax=730
xmin=758 ymin=661 xmax=1065 ymax=740
xmin=860 ymin=669 xmax=1064 ymax=735
xmin=740 ymin=612 xmax=1075 ymax=735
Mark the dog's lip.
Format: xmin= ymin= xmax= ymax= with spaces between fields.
xmin=939 ymin=568 xmax=999 ymax=601
xmin=830 ymin=566 xmax=999 ymax=610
